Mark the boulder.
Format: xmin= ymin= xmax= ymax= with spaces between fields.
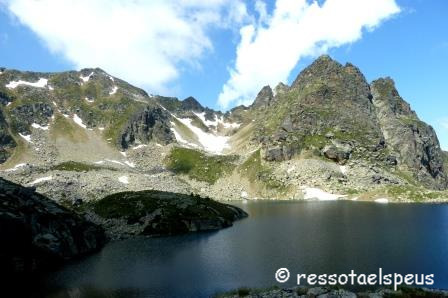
xmin=322 ymin=145 xmax=351 ymax=164
xmin=0 ymin=177 xmax=105 ymax=276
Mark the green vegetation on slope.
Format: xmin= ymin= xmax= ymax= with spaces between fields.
xmin=51 ymin=114 xmax=88 ymax=142
xmin=239 ymin=149 xmax=288 ymax=192
xmin=82 ymin=190 xmax=247 ymax=236
xmin=358 ymin=185 xmax=447 ymax=202
xmin=51 ymin=161 xmax=115 ymax=172
xmin=86 ymin=190 xmax=241 ymax=221
xmin=165 ymin=147 xmax=237 ymax=184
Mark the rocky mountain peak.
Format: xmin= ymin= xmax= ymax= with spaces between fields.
xmin=274 ymin=82 xmax=289 ymax=96
xmin=291 ymin=54 xmax=342 ymax=88
xmin=181 ymin=96 xmax=204 ymax=111
xmin=371 ymin=77 xmax=416 ymax=118
xmin=251 ymin=85 xmax=274 ymax=109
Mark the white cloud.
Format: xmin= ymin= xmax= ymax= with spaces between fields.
xmin=3 ymin=0 xmax=247 ymax=94
xmin=218 ymin=0 xmax=401 ymax=108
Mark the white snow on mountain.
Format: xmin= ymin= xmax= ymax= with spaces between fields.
xmin=6 ymin=78 xmax=48 ymax=89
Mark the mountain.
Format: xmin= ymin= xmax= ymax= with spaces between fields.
xmin=250 ymin=55 xmax=447 ymax=190
xmin=0 ymin=56 xmax=446 ymax=205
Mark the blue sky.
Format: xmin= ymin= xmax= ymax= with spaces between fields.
xmin=0 ymin=0 xmax=447 ymax=149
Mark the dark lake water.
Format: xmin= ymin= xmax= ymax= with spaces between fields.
xmin=40 ymin=201 xmax=448 ymax=298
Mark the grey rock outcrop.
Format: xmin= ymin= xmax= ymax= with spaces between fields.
xmin=120 ymin=106 xmax=175 ymax=149
xmin=10 ymin=102 xmax=53 ymax=133
xmin=0 ymin=177 xmax=105 ymax=275
xmin=251 ymin=85 xmax=274 ymax=109
xmin=371 ymin=78 xmax=448 ymax=190
xmin=0 ymin=109 xmax=16 ymax=163
xmin=274 ymin=82 xmax=289 ymax=96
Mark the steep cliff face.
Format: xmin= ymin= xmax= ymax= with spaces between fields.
xmin=256 ymin=55 xmax=385 ymax=163
xmin=250 ymin=55 xmax=447 ymax=190
xmin=0 ymin=177 xmax=105 ymax=276
xmin=371 ymin=78 xmax=447 ymax=190
xmin=119 ymin=106 xmax=175 ymax=149
xmin=251 ymin=85 xmax=274 ymax=109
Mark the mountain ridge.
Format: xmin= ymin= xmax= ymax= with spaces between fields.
xmin=0 ymin=55 xmax=447 ymax=206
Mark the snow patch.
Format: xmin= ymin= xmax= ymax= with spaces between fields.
xmin=52 ymin=101 xmax=58 ymax=107
xmin=4 ymin=163 xmax=27 ymax=172
xmin=120 ymin=151 xmax=127 ymax=157
xmin=170 ymin=127 xmax=200 ymax=149
xmin=105 ymin=159 xmax=125 ymax=166
xmin=85 ymin=97 xmax=94 ymax=103
xmin=6 ymin=78 xmax=48 ymax=89
xmin=80 ymin=72 xmax=94 ymax=83
xmin=175 ymin=117 xmax=230 ymax=154
xmin=193 ymin=112 xmax=240 ymax=130
xmin=109 ymin=86 xmax=118 ymax=95
xmin=28 ymin=176 xmax=52 ymax=186
xmin=98 ymin=127 xmax=105 ymax=131
xmin=31 ymin=123 xmax=49 ymax=130
xmin=375 ymin=198 xmax=389 ymax=204
xmin=19 ymin=133 xmax=32 ymax=143
xmin=48 ymin=85 xmax=54 ymax=91
xmin=124 ymin=161 xmax=135 ymax=168
xmin=132 ymin=144 xmax=147 ymax=150
xmin=302 ymin=187 xmax=346 ymax=201
xmin=340 ymin=166 xmax=348 ymax=174
xmin=73 ymin=114 xmax=87 ymax=129
xmin=118 ymin=176 xmax=129 ymax=184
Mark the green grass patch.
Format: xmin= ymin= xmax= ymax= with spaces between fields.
xmin=171 ymin=118 xmax=199 ymax=143
xmin=50 ymin=161 xmax=114 ymax=172
xmin=359 ymin=185 xmax=447 ymax=202
xmin=51 ymin=114 xmax=88 ymax=142
xmin=166 ymin=147 xmax=237 ymax=184
xmin=190 ymin=115 xmax=209 ymax=132
xmin=239 ymin=150 xmax=288 ymax=192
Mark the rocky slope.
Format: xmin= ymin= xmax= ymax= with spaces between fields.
xmin=0 ymin=177 xmax=105 ymax=276
xmin=0 ymin=56 xmax=447 ymax=204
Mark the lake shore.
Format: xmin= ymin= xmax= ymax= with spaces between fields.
xmin=216 ymin=285 xmax=448 ymax=297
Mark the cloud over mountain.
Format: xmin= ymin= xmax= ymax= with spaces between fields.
xmin=3 ymin=0 xmax=248 ymax=94
xmin=218 ymin=0 xmax=401 ymax=108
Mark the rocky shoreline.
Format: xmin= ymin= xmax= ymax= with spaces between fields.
xmin=216 ymin=286 xmax=448 ymax=297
